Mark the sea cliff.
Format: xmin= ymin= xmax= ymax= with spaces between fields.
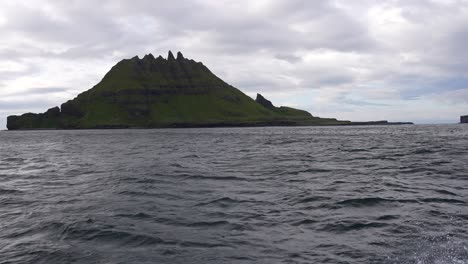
xmin=7 ymin=51 xmax=412 ymax=130
xmin=461 ymin=115 xmax=468 ymax=123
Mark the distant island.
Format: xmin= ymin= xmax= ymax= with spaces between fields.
xmin=461 ymin=115 xmax=468 ymax=123
xmin=7 ymin=51 xmax=413 ymax=130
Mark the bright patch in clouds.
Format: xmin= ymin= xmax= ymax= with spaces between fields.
xmin=1 ymin=0 xmax=468 ymax=128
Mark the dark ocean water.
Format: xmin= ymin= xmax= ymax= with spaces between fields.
xmin=1 ymin=125 xmax=467 ymax=264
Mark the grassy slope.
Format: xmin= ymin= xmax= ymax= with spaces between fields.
xmin=67 ymin=55 xmax=315 ymax=128
xmin=7 ymin=53 xmax=349 ymax=129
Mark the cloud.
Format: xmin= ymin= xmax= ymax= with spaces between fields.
xmin=0 ymin=0 xmax=468 ymax=128
xmin=3 ymin=87 xmax=71 ymax=97
xmin=427 ymin=88 xmax=468 ymax=104
xmin=0 ymin=62 xmax=41 ymax=81
xmin=275 ymin=54 xmax=302 ymax=64
xmin=0 ymin=97 xmax=59 ymax=111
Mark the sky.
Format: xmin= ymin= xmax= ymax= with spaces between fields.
xmin=1 ymin=0 xmax=468 ymax=128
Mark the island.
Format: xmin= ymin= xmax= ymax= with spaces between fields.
xmin=461 ymin=115 xmax=468 ymax=123
xmin=6 ymin=51 xmax=413 ymax=130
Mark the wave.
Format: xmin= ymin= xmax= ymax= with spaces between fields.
xmin=195 ymin=196 xmax=270 ymax=209
xmin=178 ymin=241 xmax=233 ymax=249
xmin=184 ymin=174 xmax=251 ymax=181
xmin=319 ymin=221 xmax=389 ymax=233
xmin=385 ymin=234 xmax=468 ymax=264
xmin=432 ymin=189 xmax=459 ymax=196
xmin=293 ymin=196 xmax=330 ymax=204
xmin=2 ymin=125 xmax=468 ymax=263
xmin=187 ymin=220 xmax=230 ymax=227
xmin=187 ymin=220 xmax=251 ymax=231
xmin=412 ymin=148 xmax=436 ymax=154
xmin=344 ymin=148 xmax=369 ymax=152
xmin=288 ymin=168 xmax=333 ymax=175
xmin=181 ymin=154 xmax=200 ymax=159
xmin=420 ymin=197 xmax=465 ymax=204
xmin=114 ymin=212 xmax=152 ymax=219
xmin=0 ymin=188 xmax=23 ymax=195
xmin=1 ymin=157 xmax=26 ymax=163
xmin=291 ymin=219 xmax=318 ymax=226
xmin=24 ymin=221 xmax=172 ymax=247
xmin=335 ymin=197 xmax=418 ymax=207
xmin=376 ymin=215 xmax=400 ymax=221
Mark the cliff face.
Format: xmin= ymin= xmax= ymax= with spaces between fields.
xmin=7 ymin=51 xmax=347 ymax=130
xmin=255 ymin=93 xmax=275 ymax=109
xmin=6 ymin=51 xmax=413 ymax=130
xmin=461 ymin=115 xmax=468 ymax=123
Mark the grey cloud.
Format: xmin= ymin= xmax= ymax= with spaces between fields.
xmin=5 ymin=3 xmax=122 ymax=45
xmin=1 ymin=0 xmax=376 ymax=59
xmin=382 ymin=1 xmax=468 ymax=75
xmin=376 ymin=73 xmax=468 ymax=100
xmin=316 ymin=75 xmax=355 ymax=87
xmin=205 ymin=6 xmax=374 ymax=54
xmin=0 ymin=64 xmax=41 ymax=81
xmin=295 ymin=67 xmax=356 ymax=89
xmin=0 ymin=47 xmax=35 ymax=60
xmin=324 ymin=91 xmax=389 ymax=107
xmin=430 ymin=88 xmax=468 ymax=104
xmin=341 ymin=98 xmax=389 ymax=107
xmin=232 ymin=78 xmax=287 ymax=92
xmin=3 ymin=87 xmax=71 ymax=97
xmin=275 ymin=54 xmax=302 ymax=63
xmin=0 ymin=97 xmax=59 ymax=111
xmin=1 ymin=2 xmax=160 ymax=60
xmin=230 ymin=71 xmax=355 ymax=92
xmin=1 ymin=0 xmax=468 ymax=127
xmin=0 ymin=87 xmax=72 ymax=115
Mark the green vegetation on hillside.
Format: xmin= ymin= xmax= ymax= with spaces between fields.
xmin=7 ymin=51 xmax=409 ymax=130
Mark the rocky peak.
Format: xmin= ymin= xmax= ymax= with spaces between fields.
xmin=168 ymin=51 xmax=175 ymax=60
xmin=177 ymin=51 xmax=184 ymax=60
xmin=45 ymin=106 xmax=61 ymax=117
xmin=155 ymin=55 xmax=165 ymax=63
xmin=143 ymin=53 xmax=155 ymax=60
xmin=255 ymin=93 xmax=275 ymax=108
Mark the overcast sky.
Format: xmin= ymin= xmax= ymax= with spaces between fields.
xmin=1 ymin=0 xmax=468 ymax=128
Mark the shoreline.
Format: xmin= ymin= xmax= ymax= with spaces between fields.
xmin=4 ymin=121 xmax=415 ymax=131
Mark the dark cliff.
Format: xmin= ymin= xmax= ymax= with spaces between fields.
xmin=6 ymin=51 xmax=412 ymax=130
xmin=461 ymin=115 xmax=468 ymax=123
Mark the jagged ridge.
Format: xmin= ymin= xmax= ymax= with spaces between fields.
xmin=8 ymin=51 xmax=346 ymax=129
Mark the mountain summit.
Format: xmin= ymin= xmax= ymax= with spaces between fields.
xmin=6 ymin=51 xmax=410 ymax=129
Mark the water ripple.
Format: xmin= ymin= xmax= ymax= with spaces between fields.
xmin=0 ymin=125 xmax=467 ymax=263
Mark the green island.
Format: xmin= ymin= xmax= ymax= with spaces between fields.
xmin=7 ymin=51 xmax=412 ymax=130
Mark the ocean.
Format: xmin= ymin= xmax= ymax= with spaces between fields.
xmin=1 ymin=125 xmax=467 ymax=264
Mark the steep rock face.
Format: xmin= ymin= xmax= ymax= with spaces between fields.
xmin=7 ymin=51 xmax=413 ymax=130
xmin=7 ymin=51 xmax=328 ymax=129
xmin=256 ymin=94 xmax=275 ymax=109
xmin=461 ymin=115 xmax=468 ymax=123
xmin=7 ymin=107 xmax=62 ymax=130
